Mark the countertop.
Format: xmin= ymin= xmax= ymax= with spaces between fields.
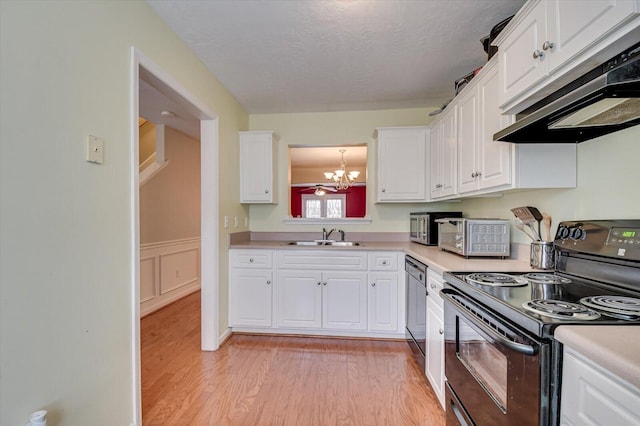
xmin=230 ymin=240 xmax=536 ymax=275
xmin=555 ymin=325 xmax=640 ymax=389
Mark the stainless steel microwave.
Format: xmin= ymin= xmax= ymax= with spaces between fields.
xmin=410 ymin=212 xmax=462 ymax=246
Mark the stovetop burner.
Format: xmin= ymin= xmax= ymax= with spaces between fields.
xmin=580 ymin=295 xmax=640 ymax=319
xmin=522 ymin=299 xmax=601 ymax=320
xmin=466 ymin=272 xmax=528 ymax=287
xmin=522 ymin=272 xmax=572 ymax=285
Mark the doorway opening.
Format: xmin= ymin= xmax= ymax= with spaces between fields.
xmin=130 ymin=47 xmax=219 ymax=425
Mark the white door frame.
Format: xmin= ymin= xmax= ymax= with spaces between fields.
xmin=130 ymin=47 xmax=220 ymax=426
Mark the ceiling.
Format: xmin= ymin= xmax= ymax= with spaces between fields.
xmin=146 ymin=0 xmax=526 ymax=115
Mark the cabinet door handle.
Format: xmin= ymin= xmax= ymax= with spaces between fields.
xmin=439 ymin=329 xmax=444 ymax=335
xmin=381 ymin=260 xmax=387 ymax=265
xmin=371 ymin=282 xmax=376 ymax=287
xmin=471 ymin=172 xmax=477 ymax=178
xmin=317 ymin=281 xmax=322 ymax=286
xmin=265 ymin=189 xmax=269 ymax=194
xmin=266 ymin=280 xmax=271 ymax=285
xmin=476 ymin=171 xmax=482 ymax=177
xmin=436 ymin=184 xmax=442 ymax=189
xmin=381 ymin=188 xmax=386 ymax=193
xmin=533 ymin=49 xmax=544 ymax=59
xmin=249 ymin=258 xmax=254 ymax=263
xmin=322 ymin=281 xmax=327 ymax=286
xmin=542 ymin=41 xmax=554 ymax=50
xmin=430 ymin=283 xmax=437 ymax=289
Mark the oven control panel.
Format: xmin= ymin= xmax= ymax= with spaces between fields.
xmin=555 ymin=220 xmax=640 ymax=260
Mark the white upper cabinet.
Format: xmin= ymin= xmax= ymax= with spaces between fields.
xmin=496 ymin=0 xmax=640 ymax=113
xmin=456 ymin=58 xmax=577 ymax=196
xmin=239 ymin=131 xmax=276 ymax=203
xmin=457 ymin=60 xmax=513 ymax=194
xmin=430 ymin=104 xmax=457 ymax=199
xmin=375 ymin=127 xmax=429 ymax=202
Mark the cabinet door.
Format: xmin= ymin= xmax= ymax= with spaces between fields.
xmin=426 ymin=296 xmax=445 ymax=409
xmin=229 ymin=268 xmax=273 ymax=327
xmin=240 ymin=131 xmax=275 ymax=203
xmin=276 ymin=270 xmax=322 ymax=328
xmin=322 ymin=271 xmax=368 ymax=330
xmin=457 ymin=88 xmax=479 ymax=194
xmin=499 ymin=1 xmax=548 ymax=107
xmin=440 ymin=105 xmax=458 ymax=197
xmin=368 ymin=271 xmax=398 ymax=332
xmin=547 ymin=0 xmax=637 ymax=71
xmin=429 ymin=120 xmax=443 ymax=198
xmin=478 ymin=62 xmax=513 ymax=191
xmin=376 ymin=127 xmax=428 ymax=202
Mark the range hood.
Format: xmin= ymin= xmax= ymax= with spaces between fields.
xmin=494 ymin=43 xmax=640 ymax=143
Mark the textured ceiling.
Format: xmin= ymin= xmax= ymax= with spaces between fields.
xmin=146 ymin=0 xmax=525 ymax=114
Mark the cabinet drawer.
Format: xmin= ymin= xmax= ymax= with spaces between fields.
xmin=277 ymin=250 xmax=367 ymax=270
xmin=230 ymin=250 xmax=273 ymax=268
xmin=368 ymin=252 xmax=398 ymax=270
xmin=427 ymin=269 xmax=445 ymax=306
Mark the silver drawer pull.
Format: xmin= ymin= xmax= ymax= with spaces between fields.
xmin=533 ymin=49 xmax=544 ymax=59
xmin=371 ymin=282 xmax=376 ymax=287
xmin=265 ymin=189 xmax=269 ymax=193
xmin=382 ymin=260 xmax=387 ymax=265
xmin=317 ymin=281 xmax=322 ymax=286
xmin=542 ymin=40 xmax=554 ymax=50
xmin=249 ymin=258 xmax=254 ymax=263
xmin=266 ymin=280 xmax=271 ymax=285
xmin=439 ymin=329 xmax=444 ymax=335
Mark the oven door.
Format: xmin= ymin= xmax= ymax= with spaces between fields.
xmin=442 ymin=288 xmax=548 ymax=426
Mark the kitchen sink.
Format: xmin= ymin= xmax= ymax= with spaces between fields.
xmin=286 ymin=241 xmax=361 ymax=246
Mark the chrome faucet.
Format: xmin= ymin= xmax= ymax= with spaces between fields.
xmin=338 ymin=229 xmax=345 ymax=241
xmin=322 ymin=228 xmax=336 ymax=240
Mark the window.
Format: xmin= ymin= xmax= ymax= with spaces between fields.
xmin=302 ymin=194 xmax=346 ymax=218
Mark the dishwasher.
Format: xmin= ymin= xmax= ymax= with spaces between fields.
xmin=405 ymin=255 xmax=427 ymax=370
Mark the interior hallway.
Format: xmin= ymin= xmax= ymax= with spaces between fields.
xmin=141 ymin=291 xmax=445 ymax=425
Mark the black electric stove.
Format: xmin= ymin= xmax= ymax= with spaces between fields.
xmin=441 ymin=220 xmax=640 ymax=426
xmin=444 ymin=220 xmax=640 ymax=338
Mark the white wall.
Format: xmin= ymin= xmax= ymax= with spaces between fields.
xmin=0 ymin=1 xmax=248 ymax=425
xmin=140 ymin=126 xmax=201 ymax=244
xmin=249 ymin=108 xmax=464 ymax=232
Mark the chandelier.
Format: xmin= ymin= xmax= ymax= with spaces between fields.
xmin=323 ymin=149 xmax=360 ymax=190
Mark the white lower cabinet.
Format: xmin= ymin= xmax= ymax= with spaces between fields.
xmin=275 ymin=269 xmax=367 ymax=330
xmin=229 ymin=249 xmax=403 ymax=337
xmin=426 ymin=269 xmax=446 ymax=410
xmin=560 ymin=347 xmax=640 ymax=426
xmin=229 ymin=250 xmax=273 ymax=327
xmin=368 ymin=271 xmax=398 ymax=332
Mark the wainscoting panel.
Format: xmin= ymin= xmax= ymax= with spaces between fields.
xmin=140 ymin=256 xmax=156 ymax=303
xmin=140 ymin=237 xmax=200 ymax=317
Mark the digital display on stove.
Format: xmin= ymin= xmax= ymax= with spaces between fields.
xmin=622 ymin=231 xmax=636 ymax=238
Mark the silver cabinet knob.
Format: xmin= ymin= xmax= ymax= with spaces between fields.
xmin=542 ymin=41 xmax=554 ymax=50
xmin=435 ymin=184 xmax=443 ymax=189
xmin=471 ymin=172 xmax=477 ymax=178
xmin=382 ymin=260 xmax=387 ymax=265
xmin=317 ymin=281 xmax=322 ymax=286
xmin=476 ymin=171 xmax=482 ymax=177
xmin=439 ymin=329 xmax=444 ymax=335
xmin=381 ymin=188 xmax=386 ymax=192
xmin=533 ymin=50 xmax=544 ymax=59
xmin=322 ymin=282 xmax=327 ymax=286
xmin=266 ymin=280 xmax=271 ymax=285
xmin=264 ymin=189 xmax=269 ymax=193
xmin=371 ymin=282 xmax=376 ymax=287
xmin=249 ymin=258 xmax=254 ymax=263
xmin=430 ymin=283 xmax=436 ymax=289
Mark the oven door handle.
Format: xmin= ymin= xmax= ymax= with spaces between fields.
xmin=442 ymin=291 xmax=538 ymax=356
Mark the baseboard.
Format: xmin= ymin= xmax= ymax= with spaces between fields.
xmin=218 ymin=327 xmax=233 ymax=345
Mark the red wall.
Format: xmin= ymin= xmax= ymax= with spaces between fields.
xmin=290 ymin=186 xmax=367 ymax=218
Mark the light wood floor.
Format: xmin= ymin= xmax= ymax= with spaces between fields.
xmin=141 ymin=291 xmax=445 ymax=425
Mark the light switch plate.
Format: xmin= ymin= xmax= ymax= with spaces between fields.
xmin=87 ymin=134 xmax=104 ymax=164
